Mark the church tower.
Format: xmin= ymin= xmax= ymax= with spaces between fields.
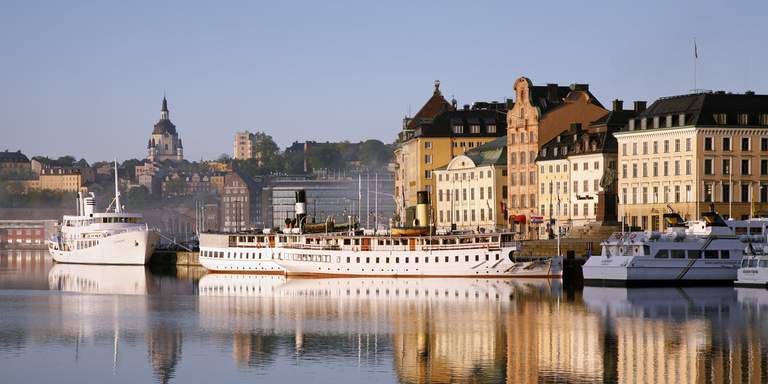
xmin=147 ymin=96 xmax=183 ymax=163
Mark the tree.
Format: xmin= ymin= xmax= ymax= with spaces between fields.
xmin=217 ymin=153 xmax=232 ymax=163
xmin=309 ymin=145 xmax=344 ymax=170
xmin=359 ymin=140 xmax=392 ymax=169
xmin=56 ymin=155 xmax=76 ymax=167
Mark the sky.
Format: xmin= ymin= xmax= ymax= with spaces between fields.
xmin=1 ymin=0 xmax=766 ymax=162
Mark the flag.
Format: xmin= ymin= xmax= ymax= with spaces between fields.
xmin=694 ymin=39 xmax=698 ymax=59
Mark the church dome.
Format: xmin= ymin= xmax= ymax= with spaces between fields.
xmin=153 ymin=119 xmax=177 ymax=135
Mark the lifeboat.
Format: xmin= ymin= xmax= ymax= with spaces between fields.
xmin=391 ymin=227 xmax=431 ymax=237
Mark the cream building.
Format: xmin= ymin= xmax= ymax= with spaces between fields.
xmin=433 ymin=137 xmax=507 ymax=232
xmin=39 ymin=167 xmax=84 ymax=192
xmin=616 ymin=91 xmax=768 ymax=230
xmin=147 ymin=96 xmax=183 ymax=163
xmin=536 ymin=135 xmax=573 ymax=237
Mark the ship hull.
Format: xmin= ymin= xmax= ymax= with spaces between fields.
xmin=49 ymin=230 xmax=160 ymax=265
xmin=272 ymin=248 xmax=562 ymax=278
xmin=583 ymin=255 xmax=740 ymax=286
xmin=199 ymin=246 xmax=284 ymax=273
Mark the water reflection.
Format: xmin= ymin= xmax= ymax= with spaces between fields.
xmin=5 ymin=251 xmax=768 ymax=383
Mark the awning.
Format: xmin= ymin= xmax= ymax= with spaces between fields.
xmin=513 ymin=215 xmax=526 ymax=223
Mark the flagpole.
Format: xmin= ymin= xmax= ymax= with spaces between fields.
xmin=694 ymin=38 xmax=698 ymax=91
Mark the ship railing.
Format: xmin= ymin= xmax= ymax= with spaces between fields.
xmin=420 ymin=243 xmax=496 ymax=251
xmin=501 ymin=241 xmax=520 ymax=250
xmin=281 ymin=243 xmax=342 ymax=251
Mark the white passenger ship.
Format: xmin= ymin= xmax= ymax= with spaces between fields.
xmin=48 ymin=163 xmax=160 ymax=265
xmin=583 ymin=209 xmax=746 ymax=285
xmin=200 ymin=191 xmax=563 ymax=278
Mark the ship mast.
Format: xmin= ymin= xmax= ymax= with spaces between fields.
xmin=114 ymin=160 xmax=122 ymax=213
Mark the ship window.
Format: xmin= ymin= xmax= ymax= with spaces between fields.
xmin=434 ymin=257 xmax=438 ymax=263
xmin=749 ymin=259 xmax=759 ymax=268
xmin=475 ymin=255 xmax=479 ymax=262
xmin=760 ymin=260 xmax=768 ymax=267
xmin=455 ymin=256 xmax=459 ymax=262
xmin=346 ymin=257 xmax=350 ymax=263
xmin=405 ymin=257 xmax=409 ymax=263
xmin=485 ymin=254 xmax=489 ymax=261
xmin=344 ymin=239 xmax=350 ymax=245
xmin=704 ymin=250 xmax=718 ymax=259
xmin=642 ymin=246 xmax=650 ymax=256
xmin=356 ymin=257 xmax=360 ymax=263
xmin=375 ymin=257 xmax=379 ymax=263
xmin=396 ymin=257 xmax=400 ymax=263
xmin=742 ymin=259 xmax=749 ymax=267
xmin=445 ymin=256 xmax=449 ymax=262
xmin=366 ymin=257 xmax=370 ymax=263
xmin=670 ymin=250 xmax=685 ymax=258
xmin=415 ymin=257 xmax=419 ymax=263
xmin=386 ymin=257 xmax=390 ymax=263
xmin=465 ymin=255 xmax=469 ymax=262
xmin=654 ymin=250 xmax=669 ymax=258
xmin=424 ymin=257 xmax=428 ymax=263
xmin=720 ymin=250 xmax=730 ymax=259
xmin=687 ymin=250 xmax=701 ymax=259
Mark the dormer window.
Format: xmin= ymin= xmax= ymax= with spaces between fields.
xmin=738 ymin=113 xmax=749 ymax=125
xmin=487 ymin=125 xmax=496 ymax=133
xmin=678 ymin=113 xmax=686 ymax=126
xmin=653 ymin=116 xmax=660 ymax=129
xmin=453 ymin=125 xmax=464 ymax=134
xmin=713 ymin=113 xmax=727 ymax=125
xmin=470 ymin=125 xmax=480 ymax=134
xmin=641 ymin=118 xmax=647 ymax=130
xmin=553 ymin=147 xmax=558 ymax=156
xmin=542 ymin=148 xmax=548 ymax=157
xmin=761 ymin=114 xmax=768 ymax=125
xmin=666 ymin=115 xmax=673 ymax=128
xmin=629 ymin=119 xmax=635 ymax=130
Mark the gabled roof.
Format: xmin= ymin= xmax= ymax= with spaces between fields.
xmin=406 ymin=81 xmax=454 ymax=130
xmin=412 ymin=103 xmax=508 ymax=138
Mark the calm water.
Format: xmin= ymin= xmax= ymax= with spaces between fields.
xmin=2 ymin=251 xmax=768 ymax=383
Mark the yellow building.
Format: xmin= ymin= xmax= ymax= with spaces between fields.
xmin=394 ymin=81 xmax=507 ymax=224
xmin=39 ymin=167 xmax=84 ymax=192
xmin=616 ymin=91 xmax=768 ymax=229
xmin=433 ymin=137 xmax=508 ymax=232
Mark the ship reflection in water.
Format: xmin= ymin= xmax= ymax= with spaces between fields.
xmin=4 ymin=251 xmax=768 ymax=383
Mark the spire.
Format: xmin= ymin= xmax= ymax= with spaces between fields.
xmin=433 ymin=80 xmax=441 ymax=96
xmin=160 ymin=94 xmax=169 ymax=120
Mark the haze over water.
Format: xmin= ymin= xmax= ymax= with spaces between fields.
xmin=1 ymin=250 xmax=767 ymax=383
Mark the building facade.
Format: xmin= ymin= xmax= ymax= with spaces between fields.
xmin=433 ymin=137 xmax=508 ymax=232
xmin=39 ymin=167 xmax=84 ymax=192
xmin=0 ymin=150 xmax=31 ymax=177
xmin=616 ymin=91 xmax=768 ymax=230
xmin=394 ymin=81 xmax=507 ymax=225
xmin=147 ymin=96 xmax=183 ymax=163
xmin=506 ymin=77 xmax=607 ymax=237
xmin=221 ymin=171 xmax=262 ymax=232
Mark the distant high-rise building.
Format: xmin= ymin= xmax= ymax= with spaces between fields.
xmin=147 ymin=96 xmax=183 ymax=163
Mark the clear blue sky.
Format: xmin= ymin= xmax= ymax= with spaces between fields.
xmin=1 ymin=0 xmax=765 ymax=162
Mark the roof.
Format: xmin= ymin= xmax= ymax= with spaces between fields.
xmin=537 ymin=130 xmax=576 ymax=162
xmin=523 ymin=82 xmax=605 ymax=115
xmin=621 ymin=91 xmax=768 ymax=131
xmin=411 ymin=102 xmax=508 ymax=138
xmin=0 ymin=150 xmax=29 ymax=163
xmin=464 ymin=136 xmax=507 ymax=166
xmin=405 ymin=81 xmax=454 ymax=130
xmin=153 ymin=119 xmax=177 ymax=135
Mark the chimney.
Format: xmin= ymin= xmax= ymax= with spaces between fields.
xmin=612 ymin=99 xmax=624 ymax=111
xmin=571 ymin=83 xmax=589 ymax=92
xmin=633 ymin=101 xmax=647 ymax=113
xmin=546 ymin=83 xmax=559 ymax=102
xmin=451 ymin=98 xmax=458 ymax=109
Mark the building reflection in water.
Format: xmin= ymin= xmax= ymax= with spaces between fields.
xmin=6 ymin=253 xmax=768 ymax=383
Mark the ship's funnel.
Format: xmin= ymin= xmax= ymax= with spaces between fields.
xmin=83 ymin=193 xmax=96 ymax=216
xmin=295 ymin=190 xmax=307 ymax=228
xmin=415 ymin=191 xmax=430 ymax=227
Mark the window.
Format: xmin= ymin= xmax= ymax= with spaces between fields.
xmin=574 ymin=163 xmax=579 ymax=171
xmin=686 ymin=160 xmax=691 ymax=175
xmin=723 ymin=137 xmax=731 ymax=151
xmin=424 ymin=170 xmax=432 ymax=179
xmin=470 ymin=125 xmax=480 ymax=134
xmin=583 ymin=180 xmax=589 ymax=192
xmin=741 ymin=183 xmax=750 ymax=203
xmin=762 ymin=114 xmax=768 ymax=125
xmin=653 ymin=141 xmax=658 ymax=154
xmin=520 ymin=152 xmax=526 ymax=165
xmin=622 ymin=188 xmax=627 ymax=205
xmin=723 ymin=183 xmax=731 ymax=203
xmin=663 ymin=140 xmax=669 ymax=153
xmin=573 ymin=204 xmax=578 ymax=216
xmin=453 ymin=125 xmax=464 ymax=134
xmin=501 ymin=186 xmax=508 ymax=199
xmin=594 ymin=179 xmax=599 ymax=192
xmin=622 ymin=163 xmax=627 ymax=178
xmin=584 ymin=162 xmax=589 ymax=171
xmin=573 ymin=181 xmax=578 ymax=194
xmin=594 ymin=161 xmax=599 ymax=170
xmin=425 ymin=154 xmax=432 ymax=164
xmin=642 ymin=162 xmax=648 ymax=177
xmin=742 ymin=137 xmax=750 ymax=151
xmin=762 ymin=159 xmax=768 ymax=176
xmin=632 ymin=163 xmax=638 ymax=178
xmin=704 ymin=183 xmax=713 ymax=202
xmin=424 ymin=141 xmax=432 ymax=149
xmin=632 ymin=143 xmax=637 ymax=155
xmin=674 ymin=185 xmax=680 ymax=202
xmin=714 ymin=113 xmax=727 ymax=125
xmin=642 ymin=187 xmax=648 ymax=204
xmin=704 ymin=159 xmax=713 ymax=175
xmin=487 ymin=125 xmax=496 ymax=133
xmin=704 ymin=137 xmax=713 ymax=151
xmin=742 ymin=159 xmax=751 ymax=175
xmin=686 ymin=138 xmax=692 ymax=151
xmin=663 ymin=161 xmax=669 ymax=176
xmin=653 ymin=162 xmax=658 ymax=177
xmin=723 ymin=158 xmax=730 ymax=175
xmin=643 ymin=142 xmax=648 ymax=154
xmin=675 ymin=139 xmax=680 ymax=152
xmin=674 ymin=160 xmax=680 ymax=176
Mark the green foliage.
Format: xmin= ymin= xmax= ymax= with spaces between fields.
xmin=0 ymin=181 xmax=71 ymax=208
xmin=123 ymin=185 xmax=151 ymax=207
xmin=359 ymin=139 xmax=392 ymax=169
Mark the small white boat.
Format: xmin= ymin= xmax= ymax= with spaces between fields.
xmin=583 ymin=209 xmax=744 ymax=286
xmin=735 ymin=240 xmax=768 ymax=288
xmin=48 ymin=162 xmax=160 ymax=265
